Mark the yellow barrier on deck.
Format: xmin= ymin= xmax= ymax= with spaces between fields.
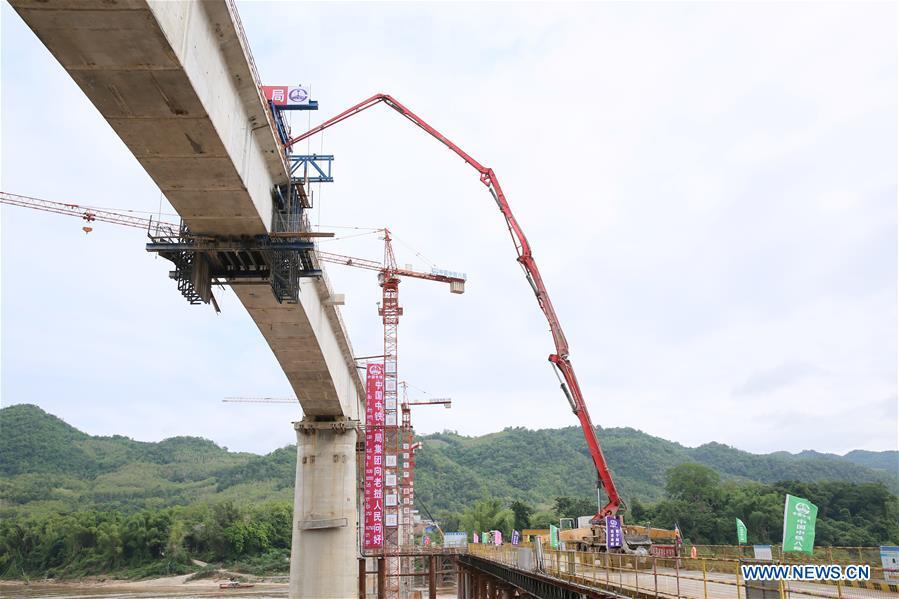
xmin=467 ymin=544 xmax=898 ymax=599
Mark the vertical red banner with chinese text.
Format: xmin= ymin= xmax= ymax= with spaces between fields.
xmin=363 ymin=364 xmax=385 ymax=550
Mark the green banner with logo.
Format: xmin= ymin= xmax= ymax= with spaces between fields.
xmin=549 ymin=524 xmax=560 ymax=549
xmin=782 ymin=494 xmax=817 ymax=554
xmin=736 ymin=518 xmax=748 ymax=545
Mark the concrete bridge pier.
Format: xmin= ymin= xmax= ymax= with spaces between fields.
xmin=289 ymin=419 xmax=359 ymax=599
xmin=6 ymin=1 xmax=366 ymax=595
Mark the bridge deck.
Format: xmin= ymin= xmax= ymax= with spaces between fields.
xmin=10 ymin=0 xmax=363 ymax=417
xmin=465 ymin=546 xmax=897 ymax=599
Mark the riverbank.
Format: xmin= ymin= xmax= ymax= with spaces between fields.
xmin=0 ymin=572 xmax=288 ymax=598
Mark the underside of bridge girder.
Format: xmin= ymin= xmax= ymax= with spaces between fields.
xmin=10 ymin=0 xmax=364 ymax=418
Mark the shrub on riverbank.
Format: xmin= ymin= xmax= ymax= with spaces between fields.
xmin=0 ymin=501 xmax=291 ymax=580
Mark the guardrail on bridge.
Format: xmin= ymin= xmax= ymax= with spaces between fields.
xmin=467 ymin=544 xmax=898 ymax=599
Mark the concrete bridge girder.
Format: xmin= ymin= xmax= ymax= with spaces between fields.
xmin=10 ymin=0 xmax=363 ymax=417
xmin=10 ymin=2 xmax=364 ymax=597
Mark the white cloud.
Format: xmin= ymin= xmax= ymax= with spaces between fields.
xmin=1 ymin=1 xmax=895 ymax=456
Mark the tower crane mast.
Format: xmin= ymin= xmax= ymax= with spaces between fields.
xmin=288 ymin=94 xmax=621 ymax=519
xmin=350 ymin=229 xmax=463 ymax=595
xmin=398 ymin=382 xmax=451 ymax=548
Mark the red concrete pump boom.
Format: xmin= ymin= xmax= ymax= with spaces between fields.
xmin=287 ymin=94 xmax=622 ymax=519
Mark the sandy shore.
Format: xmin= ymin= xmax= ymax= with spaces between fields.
xmin=0 ymin=571 xmax=288 ymax=590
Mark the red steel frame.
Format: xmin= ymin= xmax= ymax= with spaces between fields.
xmin=378 ymin=229 xmax=403 ymax=595
xmin=370 ymin=229 xmax=463 ymax=598
xmin=288 ymin=94 xmax=622 ymax=519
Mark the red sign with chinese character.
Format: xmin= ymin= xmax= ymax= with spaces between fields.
xmin=363 ymin=363 xmax=385 ymax=550
xmin=651 ymin=544 xmax=677 ymax=558
xmin=260 ymin=85 xmax=310 ymax=106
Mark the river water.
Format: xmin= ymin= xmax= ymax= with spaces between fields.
xmin=0 ymin=586 xmax=288 ymax=599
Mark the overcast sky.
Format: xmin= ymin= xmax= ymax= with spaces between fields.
xmin=2 ymin=1 xmax=896 ymax=457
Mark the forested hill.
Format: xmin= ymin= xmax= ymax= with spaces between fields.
xmin=413 ymin=429 xmax=898 ymax=513
xmin=0 ymin=404 xmax=278 ymax=517
xmin=2 ymin=404 xmax=896 ymax=517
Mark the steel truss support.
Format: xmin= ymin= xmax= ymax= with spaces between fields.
xmin=146 ymin=183 xmax=321 ymax=309
xmin=290 ymin=154 xmax=335 ymax=183
xmin=459 ymin=555 xmax=626 ymax=599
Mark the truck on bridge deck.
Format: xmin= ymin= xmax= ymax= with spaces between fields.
xmin=560 ymin=520 xmax=679 ymax=554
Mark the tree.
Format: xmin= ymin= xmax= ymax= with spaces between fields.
xmin=629 ymin=498 xmax=648 ymax=524
xmin=438 ymin=512 xmax=462 ymax=533
xmin=510 ymin=501 xmax=533 ymax=531
xmin=665 ymin=464 xmax=721 ymax=505
xmin=458 ymin=499 xmax=514 ymax=537
xmin=529 ymin=511 xmax=557 ymax=529
xmin=553 ymin=496 xmax=596 ymax=522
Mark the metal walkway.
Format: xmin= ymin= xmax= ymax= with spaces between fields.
xmin=459 ymin=545 xmax=898 ymax=599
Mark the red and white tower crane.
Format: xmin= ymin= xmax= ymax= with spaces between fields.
xmin=321 ymin=229 xmax=464 ymax=598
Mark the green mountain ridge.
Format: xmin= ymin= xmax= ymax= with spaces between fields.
xmin=797 ymin=449 xmax=899 ymax=474
xmin=1 ymin=404 xmax=896 ymax=517
xmin=412 ymin=428 xmax=899 ymax=513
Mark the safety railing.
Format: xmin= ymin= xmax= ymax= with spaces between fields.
xmin=467 ymin=544 xmax=898 ymax=599
xmin=686 ymin=546 xmax=887 ymax=566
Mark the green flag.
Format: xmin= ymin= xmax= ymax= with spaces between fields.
xmin=736 ymin=518 xmax=748 ymax=545
xmin=549 ymin=524 xmax=560 ymax=549
xmin=782 ymin=494 xmax=818 ymax=554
